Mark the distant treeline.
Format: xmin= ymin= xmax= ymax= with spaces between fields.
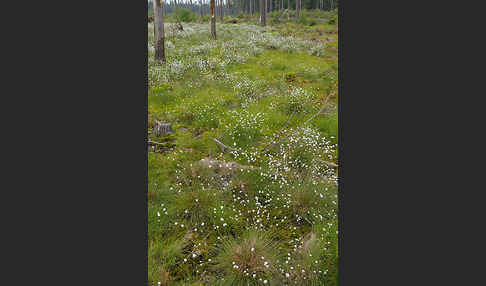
xmin=148 ymin=0 xmax=337 ymax=15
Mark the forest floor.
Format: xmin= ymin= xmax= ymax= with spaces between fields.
xmin=148 ymin=9 xmax=338 ymax=286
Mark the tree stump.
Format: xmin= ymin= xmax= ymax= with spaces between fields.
xmin=153 ymin=122 xmax=174 ymax=137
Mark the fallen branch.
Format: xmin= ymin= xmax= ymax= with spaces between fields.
xmin=282 ymin=110 xmax=296 ymax=128
xmin=321 ymin=160 xmax=338 ymax=169
xmin=261 ymin=110 xmax=296 ymax=151
xmin=148 ymin=140 xmax=170 ymax=146
xmin=213 ymin=138 xmax=236 ymax=152
xmin=148 ymin=140 xmax=176 ymax=154
xmin=304 ymin=92 xmax=334 ymax=125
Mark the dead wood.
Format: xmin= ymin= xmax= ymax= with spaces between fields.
xmin=198 ymin=158 xmax=251 ymax=171
xmin=304 ymin=91 xmax=334 ymax=125
xmin=148 ymin=140 xmax=170 ymax=146
xmin=318 ymin=159 xmax=338 ymax=169
xmin=153 ymin=121 xmax=174 ymax=137
xmin=213 ymin=138 xmax=236 ymax=152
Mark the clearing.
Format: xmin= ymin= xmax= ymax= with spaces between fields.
xmin=148 ymin=10 xmax=338 ymax=286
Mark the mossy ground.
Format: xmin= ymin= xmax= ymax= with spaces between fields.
xmin=148 ymin=9 xmax=338 ymax=286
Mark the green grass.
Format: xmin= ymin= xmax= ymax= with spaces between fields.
xmin=148 ymin=10 xmax=338 ymax=286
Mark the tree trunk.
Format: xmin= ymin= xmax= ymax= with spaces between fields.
xmin=210 ymin=0 xmax=216 ymax=39
xmin=153 ymin=0 xmax=165 ymax=64
xmin=220 ymin=0 xmax=224 ymax=22
xmin=287 ymin=0 xmax=290 ymax=19
xmin=295 ymin=0 xmax=300 ymax=21
xmin=260 ymin=0 xmax=266 ymax=26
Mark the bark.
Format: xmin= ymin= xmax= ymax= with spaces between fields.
xmin=220 ymin=0 xmax=224 ymax=22
xmin=153 ymin=0 xmax=165 ymax=64
xmin=213 ymin=138 xmax=236 ymax=152
xmin=287 ymin=0 xmax=290 ymax=19
xmin=153 ymin=121 xmax=174 ymax=137
xmin=260 ymin=0 xmax=266 ymax=26
xmin=210 ymin=0 xmax=216 ymax=39
xmin=296 ymin=0 xmax=300 ymax=21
